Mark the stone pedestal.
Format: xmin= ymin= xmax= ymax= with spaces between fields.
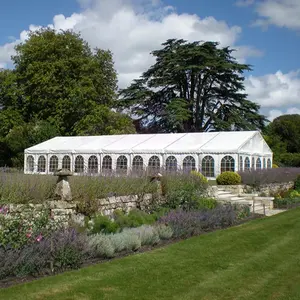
xmin=54 ymin=169 xmax=73 ymax=201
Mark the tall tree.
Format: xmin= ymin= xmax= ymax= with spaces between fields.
xmin=266 ymin=114 xmax=300 ymax=153
xmin=2 ymin=28 xmax=119 ymax=134
xmin=119 ymin=39 xmax=267 ymax=133
xmin=0 ymin=28 xmax=136 ymax=167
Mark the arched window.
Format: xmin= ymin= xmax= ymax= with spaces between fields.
xmin=148 ymin=156 xmax=160 ymax=174
xmin=183 ymin=156 xmax=196 ymax=173
xmin=116 ymin=155 xmax=128 ymax=174
xmin=263 ymin=158 xmax=266 ymax=169
xmin=37 ymin=156 xmax=46 ymax=172
xmin=132 ymin=156 xmax=144 ymax=173
xmin=256 ymin=158 xmax=262 ymax=170
xmin=244 ymin=157 xmax=250 ymax=171
xmin=62 ymin=155 xmax=71 ymax=171
xmin=221 ymin=156 xmax=235 ymax=173
xmin=239 ymin=156 xmax=243 ymax=171
xmin=75 ymin=155 xmax=84 ymax=173
xmin=166 ymin=156 xmax=177 ymax=173
xmin=102 ymin=156 xmax=112 ymax=174
xmin=49 ymin=155 xmax=58 ymax=172
xmin=267 ymin=158 xmax=272 ymax=169
xmin=88 ymin=156 xmax=98 ymax=174
xmin=26 ymin=156 xmax=34 ymax=172
xmin=202 ymin=156 xmax=215 ymax=177
xmin=251 ymin=157 xmax=255 ymax=170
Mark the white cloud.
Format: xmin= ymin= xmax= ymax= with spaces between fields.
xmin=245 ymin=70 xmax=300 ymax=108
xmin=0 ymin=0 xmax=261 ymax=88
xmin=239 ymin=0 xmax=300 ymax=30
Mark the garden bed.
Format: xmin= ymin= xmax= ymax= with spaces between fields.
xmin=0 ymin=213 xmax=262 ymax=289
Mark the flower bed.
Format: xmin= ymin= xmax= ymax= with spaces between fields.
xmin=0 ymin=202 xmax=252 ymax=284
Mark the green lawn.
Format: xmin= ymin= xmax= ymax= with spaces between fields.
xmin=2 ymin=209 xmax=300 ymax=300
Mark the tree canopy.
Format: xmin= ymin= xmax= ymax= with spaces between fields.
xmin=263 ymin=114 xmax=300 ymax=167
xmin=119 ymin=39 xmax=267 ymax=133
xmin=0 ymin=28 xmax=135 ymax=167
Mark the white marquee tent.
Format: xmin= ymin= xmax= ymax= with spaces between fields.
xmin=24 ymin=131 xmax=273 ymax=178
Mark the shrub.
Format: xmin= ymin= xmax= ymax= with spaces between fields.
xmin=88 ymin=234 xmax=115 ymax=258
xmin=294 ymin=175 xmax=300 ymax=192
xmin=129 ymin=225 xmax=160 ymax=246
xmin=158 ymin=204 xmax=237 ymax=239
xmin=0 ymin=228 xmax=90 ymax=279
xmin=272 ymin=163 xmax=279 ymax=168
xmin=89 ymin=215 xmax=119 ymax=234
xmin=190 ymin=171 xmax=208 ymax=183
xmin=0 ymin=209 xmax=60 ymax=249
xmin=195 ymin=198 xmax=218 ymax=210
xmin=216 ymin=172 xmax=241 ymax=185
xmin=239 ymin=168 xmax=300 ymax=186
xmin=51 ymin=229 xmax=89 ymax=270
xmin=109 ymin=231 xmax=141 ymax=252
xmin=163 ymin=174 xmax=208 ymax=210
xmin=155 ymin=224 xmax=173 ymax=240
xmin=274 ymin=197 xmax=300 ymax=209
xmin=113 ymin=209 xmax=156 ymax=229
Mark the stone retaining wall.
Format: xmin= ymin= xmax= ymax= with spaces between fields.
xmin=0 ymin=193 xmax=156 ymax=227
xmin=214 ymin=182 xmax=294 ymax=197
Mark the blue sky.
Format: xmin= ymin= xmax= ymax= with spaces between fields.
xmin=0 ymin=0 xmax=299 ymax=120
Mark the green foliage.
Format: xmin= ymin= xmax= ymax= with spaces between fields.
xmin=294 ymin=175 xmax=300 ymax=192
xmin=89 ymin=215 xmax=119 ymax=234
xmin=0 ymin=28 xmax=134 ymax=167
xmin=114 ymin=209 xmax=156 ymax=229
xmin=195 ymin=198 xmax=218 ymax=210
xmin=73 ymin=105 xmax=135 ymax=135
xmin=0 ymin=209 xmax=60 ymax=249
xmin=279 ymin=153 xmax=300 ymax=167
xmin=264 ymin=115 xmax=300 ymax=167
xmin=267 ymin=114 xmax=300 ymax=153
xmin=3 ymin=121 xmax=59 ymax=167
xmin=272 ymin=163 xmax=279 ymax=168
xmin=119 ymin=39 xmax=266 ymax=133
xmin=273 ymin=197 xmax=300 ymax=209
xmin=216 ymin=172 xmax=241 ymax=185
xmin=190 ymin=170 xmax=208 ymax=183
xmin=54 ymin=246 xmax=83 ymax=270
xmin=88 ymin=234 xmax=115 ymax=258
xmin=155 ymin=224 xmax=173 ymax=240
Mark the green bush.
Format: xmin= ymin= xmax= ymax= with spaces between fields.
xmin=272 ymin=163 xmax=279 ymax=168
xmin=216 ymin=172 xmax=241 ymax=185
xmin=195 ymin=198 xmax=218 ymax=210
xmin=190 ymin=171 xmax=208 ymax=184
xmin=88 ymin=234 xmax=115 ymax=258
xmin=294 ymin=175 xmax=300 ymax=192
xmin=89 ymin=215 xmax=120 ymax=234
xmin=274 ymin=197 xmax=300 ymax=208
xmin=114 ymin=209 xmax=156 ymax=229
xmin=155 ymin=224 xmax=173 ymax=240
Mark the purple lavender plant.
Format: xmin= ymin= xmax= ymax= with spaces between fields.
xmin=158 ymin=205 xmax=237 ymax=238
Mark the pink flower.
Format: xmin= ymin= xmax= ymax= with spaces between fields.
xmin=36 ymin=234 xmax=43 ymax=242
xmin=26 ymin=232 xmax=32 ymax=238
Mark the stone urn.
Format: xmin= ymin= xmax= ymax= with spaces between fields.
xmin=54 ymin=169 xmax=73 ymax=201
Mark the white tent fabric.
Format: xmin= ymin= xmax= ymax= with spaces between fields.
xmin=24 ymin=131 xmax=273 ymax=178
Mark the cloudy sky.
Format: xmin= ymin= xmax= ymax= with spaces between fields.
xmin=0 ymin=0 xmax=299 ymax=121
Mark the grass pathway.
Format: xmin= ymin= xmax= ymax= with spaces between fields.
xmin=2 ymin=209 xmax=300 ymax=300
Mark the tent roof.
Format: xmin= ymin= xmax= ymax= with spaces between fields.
xmin=25 ymin=131 xmax=270 ymax=154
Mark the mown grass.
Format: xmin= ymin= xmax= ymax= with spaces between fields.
xmin=1 ymin=208 xmax=300 ymax=299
